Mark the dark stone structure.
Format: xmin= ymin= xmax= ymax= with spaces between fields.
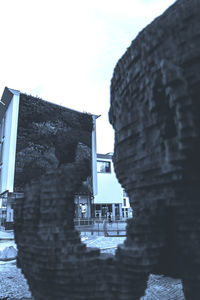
xmin=14 ymin=0 xmax=200 ymax=299
xmin=109 ymin=0 xmax=200 ymax=298
xmin=14 ymin=162 xmax=100 ymax=300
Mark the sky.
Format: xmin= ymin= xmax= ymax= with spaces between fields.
xmin=0 ymin=0 xmax=176 ymax=154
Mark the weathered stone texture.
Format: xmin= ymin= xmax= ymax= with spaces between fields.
xmin=109 ymin=0 xmax=200 ymax=299
xmin=14 ymin=162 xmax=101 ymax=300
xmin=14 ymin=0 xmax=200 ymax=299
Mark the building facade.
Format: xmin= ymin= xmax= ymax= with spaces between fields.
xmin=0 ymin=88 xmax=20 ymax=228
xmin=93 ymin=153 xmax=132 ymax=220
xmin=122 ymin=189 xmax=132 ymax=219
xmin=0 ymin=87 xmax=98 ymax=228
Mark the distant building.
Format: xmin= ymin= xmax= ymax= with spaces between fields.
xmin=0 ymin=87 xmax=98 ymax=228
xmin=93 ymin=153 xmax=132 ymax=220
xmin=122 ymin=189 xmax=132 ymax=219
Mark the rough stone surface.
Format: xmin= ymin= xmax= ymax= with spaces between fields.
xmin=14 ymin=162 xmax=101 ymax=300
xmin=109 ymin=0 xmax=200 ymax=299
xmin=14 ymin=0 xmax=200 ymax=299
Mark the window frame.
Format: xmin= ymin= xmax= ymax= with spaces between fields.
xmin=97 ymin=160 xmax=111 ymax=173
xmin=123 ymin=198 xmax=126 ymax=207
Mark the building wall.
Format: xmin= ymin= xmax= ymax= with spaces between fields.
xmin=91 ymin=115 xmax=98 ymax=196
xmin=0 ymin=87 xmax=97 ymax=225
xmin=93 ymin=154 xmax=133 ymax=220
xmin=93 ymin=154 xmax=125 ymax=219
xmin=0 ymin=90 xmax=20 ymax=194
xmin=122 ymin=190 xmax=133 ymax=219
xmin=94 ymin=156 xmax=123 ymax=204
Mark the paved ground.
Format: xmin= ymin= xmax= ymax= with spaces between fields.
xmin=76 ymin=220 xmax=127 ymax=236
xmin=81 ymin=234 xmax=126 ymax=254
xmin=141 ymin=275 xmax=184 ymax=300
xmin=0 ymin=230 xmax=185 ymax=300
xmin=0 ymin=229 xmax=14 ymax=240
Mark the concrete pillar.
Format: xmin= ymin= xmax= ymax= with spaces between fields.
xmin=6 ymin=204 xmax=12 ymax=222
xmin=77 ymin=196 xmax=80 ymax=218
xmin=87 ymin=197 xmax=91 ymax=218
xmin=112 ymin=204 xmax=115 ymax=220
xmin=119 ymin=203 xmax=122 ymax=219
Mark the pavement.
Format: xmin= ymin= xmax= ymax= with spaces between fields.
xmin=0 ymin=229 xmax=14 ymax=240
xmin=141 ymin=274 xmax=184 ymax=300
xmin=76 ymin=220 xmax=127 ymax=233
xmin=82 ymin=235 xmax=126 ymax=255
xmin=0 ymin=230 xmax=185 ymax=299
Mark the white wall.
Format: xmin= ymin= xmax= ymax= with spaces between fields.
xmin=94 ymin=158 xmax=123 ymax=204
xmin=92 ymin=115 xmax=98 ymax=196
xmin=0 ymin=91 xmax=20 ymax=193
xmin=122 ymin=196 xmax=131 ymax=208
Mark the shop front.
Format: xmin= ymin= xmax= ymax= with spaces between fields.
xmin=74 ymin=195 xmax=91 ymax=219
xmin=0 ymin=191 xmax=17 ymax=229
xmin=93 ymin=203 xmax=122 ymax=220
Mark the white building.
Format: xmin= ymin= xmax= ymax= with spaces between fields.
xmin=93 ymin=153 xmax=132 ymax=220
xmin=122 ymin=189 xmax=132 ymax=219
xmin=74 ymin=114 xmax=98 ymax=220
xmin=0 ymin=88 xmax=20 ymax=228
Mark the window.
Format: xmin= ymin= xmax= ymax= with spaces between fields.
xmin=95 ymin=205 xmax=101 ymax=210
xmin=0 ymin=141 xmax=4 ymax=165
xmin=0 ymin=117 xmax=5 ymax=141
xmin=123 ymin=190 xmax=127 ymax=197
xmin=123 ymin=198 xmax=126 ymax=207
xmin=97 ymin=160 xmax=111 ymax=173
xmin=0 ymin=117 xmax=5 ymax=168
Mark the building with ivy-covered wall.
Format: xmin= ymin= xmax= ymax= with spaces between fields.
xmin=0 ymin=87 xmax=98 ymax=229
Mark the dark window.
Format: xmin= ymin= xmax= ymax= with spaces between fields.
xmin=102 ymin=205 xmax=108 ymax=217
xmin=97 ymin=160 xmax=111 ymax=173
xmin=0 ymin=117 xmax=5 ymax=141
xmin=107 ymin=204 xmax=112 ymax=212
xmin=123 ymin=198 xmax=126 ymax=206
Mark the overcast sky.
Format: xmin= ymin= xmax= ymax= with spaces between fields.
xmin=0 ymin=0 xmax=175 ymax=153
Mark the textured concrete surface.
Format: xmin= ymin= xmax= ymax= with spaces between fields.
xmin=109 ymin=0 xmax=200 ymax=298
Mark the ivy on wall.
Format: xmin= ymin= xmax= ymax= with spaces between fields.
xmin=14 ymin=94 xmax=93 ymax=193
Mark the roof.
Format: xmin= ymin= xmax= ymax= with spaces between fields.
xmin=8 ymin=88 xmax=20 ymax=95
xmin=20 ymin=92 xmax=95 ymax=117
xmin=0 ymin=87 xmax=14 ymax=122
xmin=97 ymin=153 xmax=113 ymax=160
xmin=1 ymin=87 xmax=100 ymax=119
